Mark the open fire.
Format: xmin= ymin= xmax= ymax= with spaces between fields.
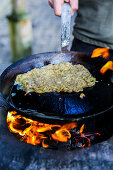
xmin=91 ymin=48 xmax=113 ymax=74
xmin=7 ymin=111 xmax=100 ymax=149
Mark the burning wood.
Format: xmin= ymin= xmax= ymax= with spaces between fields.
xmin=91 ymin=48 xmax=113 ymax=74
xmin=7 ymin=111 xmax=100 ymax=149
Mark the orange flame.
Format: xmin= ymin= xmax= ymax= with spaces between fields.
xmin=7 ymin=111 xmax=77 ymax=147
xmin=91 ymin=48 xmax=109 ymax=59
xmin=91 ymin=48 xmax=113 ymax=74
xmin=100 ymin=61 xmax=113 ymax=74
xmin=79 ymin=124 xmax=85 ymax=133
xmin=7 ymin=111 xmax=99 ymax=149
xmin=52 ymin=122 xmax=77 ymax=142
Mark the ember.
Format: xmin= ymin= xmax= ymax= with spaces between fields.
xmin=7 ymin=111 xmax=100 ymax=149
xmin=91 ymin=48 xmax=113 ymax=74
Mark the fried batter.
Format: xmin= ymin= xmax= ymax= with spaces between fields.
xmin=15 ymin=62 xmax=96 ymax=93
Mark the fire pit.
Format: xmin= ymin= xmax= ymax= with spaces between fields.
xmin=0 ymin=50 xmax=113 ymax=150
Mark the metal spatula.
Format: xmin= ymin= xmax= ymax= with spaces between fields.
xmin=61 ymin=3 xmax=71 ymax=51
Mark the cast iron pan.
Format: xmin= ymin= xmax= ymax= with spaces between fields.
xmin=0 ymin=51 xmax=113 ymax=122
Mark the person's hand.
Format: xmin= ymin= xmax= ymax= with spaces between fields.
xmin=49 ymin=0 xmax=78 ymax=16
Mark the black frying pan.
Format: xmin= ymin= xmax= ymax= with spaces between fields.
xmin=0 ymin=51 xmax=113 ymax=122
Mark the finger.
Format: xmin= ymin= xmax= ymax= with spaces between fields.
xmin=70 ymin=0 xmax=78 ymax=12
xmin=64 ymin=0 xmax=70 ymax=2
xmin=49 ymin=0 xmax=53 ymax=8
xmin=53 ymin=0 xmax=64 ymax=16
xmin=64 ymin=0 xmax=74 ymax=16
